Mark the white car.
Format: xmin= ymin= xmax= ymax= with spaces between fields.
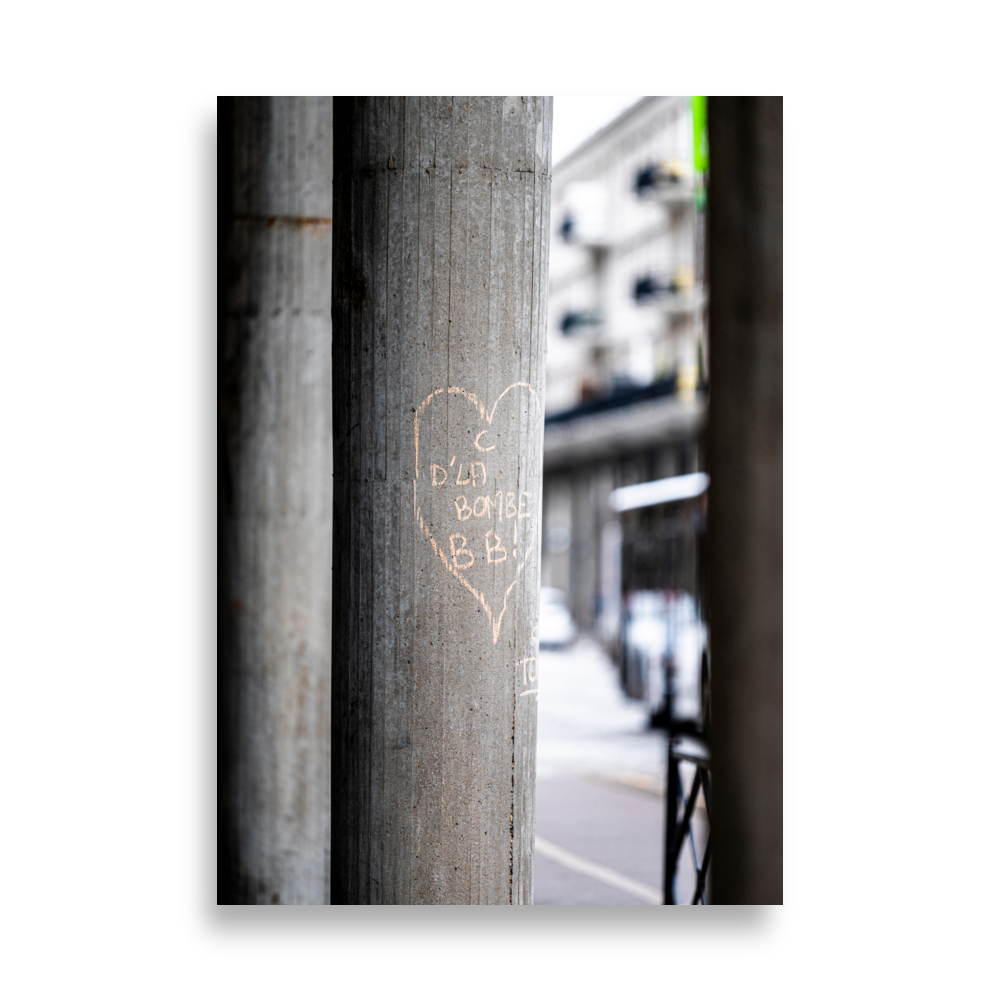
xmin=622 ymin=589 xmax=706 ymax=721
xmin=537 ymin=587 xmax=577 ymax=648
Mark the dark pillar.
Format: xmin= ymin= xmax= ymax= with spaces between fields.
xmin=707 ymin=96 xmax=783 ymax=904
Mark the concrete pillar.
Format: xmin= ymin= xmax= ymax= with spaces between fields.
xmin=707 ymin=96 xmax=783 ymax=903
xmin=594 ymin=461 xmax=619 ymax=642
xmin=598 ymin=516 xmax=622 ymax=643
xmin=541 ymin=472 xmax=572 ymax=594
xmin=330 ymin=97 xmax=552 ymax=904
xmin=218 ymin=97 xmax=333 ymax=904
xmin=569 ymin=466 xmax=599 ymax=630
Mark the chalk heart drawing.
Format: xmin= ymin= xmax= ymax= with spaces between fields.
xmin=413 ymin=383 xmax=542 ymax=645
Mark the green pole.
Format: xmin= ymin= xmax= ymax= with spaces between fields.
xmin=692 ymin=96 xmax=708 ymax=211
xmin=692 ymin=96 xmax=709 ymax=173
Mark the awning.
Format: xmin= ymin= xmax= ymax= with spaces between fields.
xmin=609 ymin=472 xmax=709 ymax=512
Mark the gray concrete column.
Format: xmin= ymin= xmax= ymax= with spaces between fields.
xmin=218 ymin=97 xmax=333 ymax=904
xmin=330 ymin=97 xmax=552 ymax=904
xmin=707 ymin=96 xmax=783 ymax=904
xmin=569 ymin=466 xmax=599 ymax=631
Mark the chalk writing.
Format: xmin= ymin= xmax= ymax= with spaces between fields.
xmin=485 ymin=530 xmax=507 ymax=564
xmin=520 ymin=657 xmax=537 ymax=685
xmin=450 ymin=533 xmax=474 ymax=569
xmin=518 ymin=657 xmax=538 ymax=697
xmin=412 ymin=382 xmax=543 ymax=645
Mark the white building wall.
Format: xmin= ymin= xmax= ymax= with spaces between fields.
xmin=546 ymin=97 xmax=702 ymax=414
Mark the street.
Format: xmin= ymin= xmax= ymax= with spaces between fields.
xmin=533 ymin=638 xmax=667 ymax=905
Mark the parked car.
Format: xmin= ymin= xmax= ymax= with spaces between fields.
xmin=622 ymin=590 xmax=669 ymax=703
xmin=537 ymin=587 xmax=577 ymax=649
xmin=621 ymin=589 xmax=706 ymax=724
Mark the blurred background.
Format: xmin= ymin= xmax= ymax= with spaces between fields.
xmin=535 ymin=96 xmax=710 ymax=905
xmin=534 ymin=97 xmax=710 ymax=904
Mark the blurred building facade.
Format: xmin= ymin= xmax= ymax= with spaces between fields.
xmin=541 ymin=97 xmax=707 ymax=649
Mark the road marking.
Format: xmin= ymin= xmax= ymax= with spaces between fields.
xmin=534 ymin=836 xmax=663 ymax=904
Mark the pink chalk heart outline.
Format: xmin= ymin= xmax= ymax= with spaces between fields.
xmin=413 ymin=383 xmax=543 ymax=645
